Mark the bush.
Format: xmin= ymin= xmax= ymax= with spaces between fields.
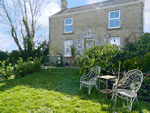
xmin=118 ymin=33 xmax=150 ymax=65
xmin=138 ymin=73 xmax=150 ymax=101
xmin=143 ymin=52 xmax=150 ymax=72
xmin=77 ymin=43 xmax=122 ymax=75
xmin=14 ymin=57 xmax=41 ymax=78
xmin=14 ymin=57 xmax=26 ymax=78
xmin=122 ymin=56 xmax=143 ymax=71
xmin=33 ymin=57 xmax=42 ymax=71
xmin=133 ymin=56 xmax=143 ymax=70
xmin=0 ymin=60 xmax=14 ymax=79
xmin=135 ymin=33 xmax=150 ymax=59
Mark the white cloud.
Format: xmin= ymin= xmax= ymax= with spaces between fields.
xmin=38 ymin=2 xmax=61 ymax=31
xmin=0 ymin=33 xmax=15 ymax=51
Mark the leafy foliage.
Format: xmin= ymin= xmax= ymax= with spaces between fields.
xmin=51 ymin=45 xmax=60 ymax=56
xmin=135 ymin=33 xmax=150 ymax=59
xmin=0 ymin=50 xmax=9 ymax=62
xmin=123 ymin=59 xmax=136 ymax=71
xmin=143 ymin=52 xmax=150 ymax=72
xmin=114 ymin=33 xmax=150 ymax=72
xmin=77 ymin=43 xmax=123 ymax=75
xmin=14 ymin=57 xmax=42 ymax=78
xmin=133 ymin=56 xmax=143 ymax=70
xmin=138 ymin=73 xmax=150 ymax=101
xmin=70 ymin=45 xmax=75 ymax=55
xmin=0 ymin=60 xmax=14 ymax=79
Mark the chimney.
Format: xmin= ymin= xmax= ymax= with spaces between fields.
xmin=61 ymin=0 xmax=68 ymax=10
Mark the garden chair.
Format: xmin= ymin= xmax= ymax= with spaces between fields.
xmin=111 ymin=69 xmax=143 ymax=111
xmin=79 ymin=66 xmax=101 ymax=95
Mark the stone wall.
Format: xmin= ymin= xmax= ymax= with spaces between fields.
xmin=49 ymin=1 xmax=143 ymax=63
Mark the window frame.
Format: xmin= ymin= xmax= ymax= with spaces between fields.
xmin=64 ymin=18 xmax=73 ymax=33
xmin=108 ymin=10 xmax=121 ymax=29
xmin=109 ymin=37 xmax=121 ymax=47
xmin=64 ymin=40 xmax=73 ymax=57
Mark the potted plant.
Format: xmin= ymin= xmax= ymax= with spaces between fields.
xmin=51 ymin=45 xmax=60 ymax=56
xmin=70 ymin=45 xmax=75 ymax=64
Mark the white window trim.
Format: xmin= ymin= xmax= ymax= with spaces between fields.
xmin=108 ymin=10 xmax=121 ymax=29
xmin=64 ymin=18 xmax=73 ymax=33
xmin=64 ymin=40 xmax=73 ymax=57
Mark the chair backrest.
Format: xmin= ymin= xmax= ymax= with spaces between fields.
xmin=118 ymin=69 xmax=143 ymax=92
xmin=88 ymin=66 xmax=101 ymax=79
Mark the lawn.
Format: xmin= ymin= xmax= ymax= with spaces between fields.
xmin=0 ymin=68 xmax=150 ymax=113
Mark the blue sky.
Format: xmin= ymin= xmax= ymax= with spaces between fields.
xmin=0 ymin=0 xmax=149 ymax=52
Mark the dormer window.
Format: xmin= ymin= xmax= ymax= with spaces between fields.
xmin=64 ymin=18 xmax=73 ymax=33
xmin=109 ymin=10 xmax=120 ymax=29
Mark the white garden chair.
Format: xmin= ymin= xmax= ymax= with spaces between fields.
xmin=79 ymin=66 xmax=101 ymax=95
xmin=112 ymin=69 xmax=143 ymax=111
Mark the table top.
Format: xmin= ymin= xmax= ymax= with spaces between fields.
xmin=98 ymin=75 xmax=116 ymax=80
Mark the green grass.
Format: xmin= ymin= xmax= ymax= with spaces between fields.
xmin=0 ymin=68 xmax=150 ymax=113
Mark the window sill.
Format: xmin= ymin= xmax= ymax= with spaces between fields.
xmin=64 ymin=56 xmax=71 ymax=58
xmin=107 ymin=27 xmax=122 ymax=31
xmin=63 ymin=32 xmax=74 ymax=35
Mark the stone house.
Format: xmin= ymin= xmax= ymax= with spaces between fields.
xmin=49 ymin=0 xmax=144 ymax=64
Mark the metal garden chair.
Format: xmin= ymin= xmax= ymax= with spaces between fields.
xmin=111 ymin=69 xmax=143 ymax=111
xmin=79 ymin=66 xmax=101 ymax=95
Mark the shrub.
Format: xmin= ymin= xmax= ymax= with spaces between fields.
xmin=0 ymin=60 xmax=14 ymax=79
xmin=135 ymin=33 xmax=150 ymax=59
xmin=51 ymin=45 xmax=60 ymax=56
xmin=14 ymin=57 xmax=26 ymax=78
xmin=77 ymin=43 xmax=122 ymax=75
xmin=33 ymin=57 xmax=42 ymax=71
xmin=14 ymin=57 xmax=42 ymax=78
xmin=133 ymin=56 xmax=143 ymax=70
xmin=120 ymin=33 xmax=150 ymax=64
xmin=138 ymin=73 xmax=150 ymax=101
xmin=143 ymin=52 xmax=150 ymax=72
xmin=122 ymin=59 xmax=136 ymax=71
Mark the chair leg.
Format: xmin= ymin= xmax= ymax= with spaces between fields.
xmin=127 ymin=97 xmax=136 ymax=111
xmin=136 ymin=96 xmax=141 ymax=108
xmin=95 ymin=84 xmax=98 ymax=91
xmin=79 ymin=83 xmax=83 ymax=91
xmin=88 ymin=86 xmax=92 ymax=95
xmin=136 ymin=97 xmax=139 ymax=104
xmin=111 ymin=91 xmax=115 ymax=100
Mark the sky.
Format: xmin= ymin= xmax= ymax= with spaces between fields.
xmin=0 ymin=0 xmax=149 ymax=52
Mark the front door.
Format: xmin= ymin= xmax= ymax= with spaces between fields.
xmin=84 ymin=40 xmax=93 ymax=50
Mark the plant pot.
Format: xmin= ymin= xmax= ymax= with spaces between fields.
xmin=71 ymin=55 xmax=75 ymax=64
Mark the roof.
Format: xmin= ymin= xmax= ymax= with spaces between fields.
xmin=50 ymin=0 xmax=142 ymax=18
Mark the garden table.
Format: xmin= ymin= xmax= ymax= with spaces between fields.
xmin=98 ymin=75 xmax=116 ymax=99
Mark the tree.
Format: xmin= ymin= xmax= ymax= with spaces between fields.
xmin=0 ymin=0 xmax=46 ymax=52
xmin=0 ymin=50 xmax=9 ymax=61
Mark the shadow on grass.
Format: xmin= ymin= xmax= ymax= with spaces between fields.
xmin=0 ymin=68 xmax=149 ymax=112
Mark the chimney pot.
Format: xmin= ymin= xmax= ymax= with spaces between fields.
xmin=61 ymin=0 xmax=68 ymax=10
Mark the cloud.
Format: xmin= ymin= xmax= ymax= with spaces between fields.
xmin=0 ymin=33 xmax=15 ymax=52
xmin=38 ymin=2 xmax=61 ymax=31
